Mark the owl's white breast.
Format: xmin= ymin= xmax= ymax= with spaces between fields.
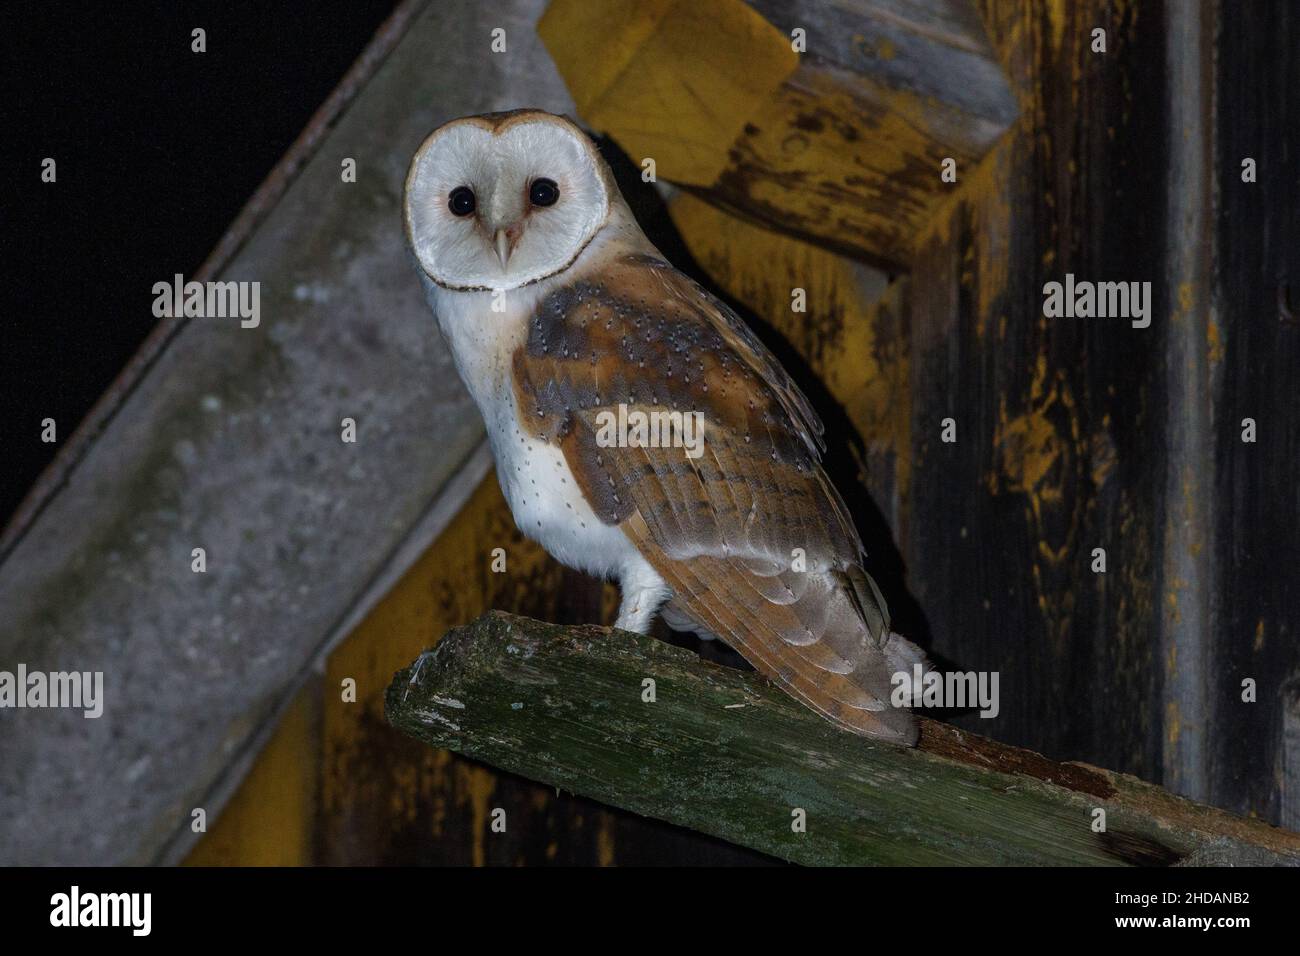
xmin=423 ymin=276 xmax=642 ymax=583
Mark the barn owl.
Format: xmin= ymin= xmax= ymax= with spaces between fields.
xmin=404 ymin=109 xmax=927 ymax=744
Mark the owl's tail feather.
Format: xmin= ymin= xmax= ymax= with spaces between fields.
xmin=628 ymin=511 xmax=930 ymax=745
xmin=843 ymin=565 xmax=932 ymax=733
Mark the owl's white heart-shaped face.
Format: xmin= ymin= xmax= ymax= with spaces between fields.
xmin=404 ymin=112 xmax=611 ymax=291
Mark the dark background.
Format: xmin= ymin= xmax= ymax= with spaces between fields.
xmin=0 ymin=0 xmax=401 ymax=525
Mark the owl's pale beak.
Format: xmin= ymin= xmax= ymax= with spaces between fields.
xmin=494 ymin=228 xmax=514 ymax=269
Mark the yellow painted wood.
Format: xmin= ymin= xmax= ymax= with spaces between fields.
xmin=540 ymin=0 xmax=1015 ymax=265
xmin=321 ymin=476 xmax=539 ymax=859
xmin=712 ymin=65 xmax=982 ymax=266
xmin=184 ymin=685 xmax=319 ymax=866
xmin=538 ymin=0 xmax=798 ymax=186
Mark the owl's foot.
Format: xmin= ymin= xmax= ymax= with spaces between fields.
xmin=613 ymin=559 xmax=670 ymax=634
xmin=613 ymin=592 xmax=663 ymax=634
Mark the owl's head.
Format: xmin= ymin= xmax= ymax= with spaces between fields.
xmin=404 ymin=110 xmax=613 ymax=292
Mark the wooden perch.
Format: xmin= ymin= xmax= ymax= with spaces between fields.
xmin=385 ymin=612 xmax=1300 ymax=866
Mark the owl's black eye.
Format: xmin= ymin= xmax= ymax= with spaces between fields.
xmin=448 ymin=186 xmax=476 ymax=217
xmin=529 ymin=178 xmax=559 ymax=207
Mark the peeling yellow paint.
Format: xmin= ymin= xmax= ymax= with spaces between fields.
xmin=597 ymin=814 xmax=617 ymax=866
xmin=718 ymin=67 xmax=976 ymax=263
xmin=1089 ymin=429 xmax=1117 ymax=489
xmin=986 ymin=344 xmax=1084 ymax=638
xmin=1207 ymin=319 xmax=1223 ymax=364
xmin=1176 ymin=282 xmax=1195 ymax=320
xmin=538 ymin=0 xmax=798 ymax=186
xmin=989 ymin=354 xmax=1079 ymax=567
xmin=465 ymin=763 xmax=497 ymax=867
xmin=918 ymin=135 xmax=1012 ymax=262
xmin=1166 ymin=701 xmax=1182 ymax=748
xmin=1165 ymin=578 xmax=1184 ymax=625
xmin=1044 ymin=0 xmax=1069 ymax=55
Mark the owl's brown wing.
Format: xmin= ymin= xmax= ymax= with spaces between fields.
xmin=512 ymin=252 xmax=919 ymax=743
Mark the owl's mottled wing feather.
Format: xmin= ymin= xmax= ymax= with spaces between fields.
xmin=512 ymin=253 xmax=917 ymax=742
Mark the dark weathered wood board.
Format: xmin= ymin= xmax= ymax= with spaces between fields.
xmin=904 ymin=0 xmax=1298 ymax=827
xmin=541 ymin=0 xmax=1016 ymax=267
xmin=907 ymin=0 xmax=1169 ymax=783
xmin=1212 ymin=2 xmax=1300 ymax=827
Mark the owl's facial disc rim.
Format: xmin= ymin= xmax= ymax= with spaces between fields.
xmin=404 ymin=113 xmax=612 ymax=293
xmin=414 ymin=221 xmax=607 ymax=293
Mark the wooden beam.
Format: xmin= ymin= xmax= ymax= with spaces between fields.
xmin=538 ymin=0 xmax=799 ymax=187
xmin=386 ymin=612 xmax=1300 ymax=866
xmin=897 ymin=0 xmax=1300 ymax=830
xmin=539 ymin=0 xmax=1016 ymax=267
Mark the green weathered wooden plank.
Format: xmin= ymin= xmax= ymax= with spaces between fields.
xmin=386 ymin=612 xmax=1300 ymax=866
